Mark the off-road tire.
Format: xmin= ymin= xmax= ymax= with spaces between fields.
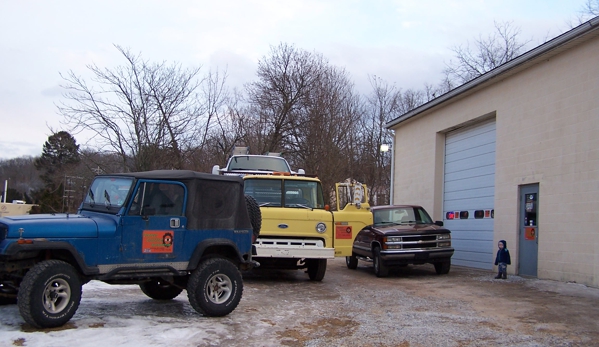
xmin=346 ymin=255 xmax=358 ymax=269
xmin=434 ymin=260 xmax=451 ymax=275
xmin=187 ymin=257 xmax=243 ymax=317
xmin=17 ymin=260 xmax=82 ymax=328
xmin=373 ymin=247 xmax=389 ymax=277
xmin=140 ymin=279 xmax=183 ymax=300
xmin=307 ymin=259 xmax=327 ymax=281
xmin=245 ymin=195 xmax=262 ymax=240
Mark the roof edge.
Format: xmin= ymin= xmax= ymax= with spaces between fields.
xmin=386 ymin=16 xmax=599 ymax=129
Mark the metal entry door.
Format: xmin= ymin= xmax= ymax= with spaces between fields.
xmin=518 ymin=184 xmax=539 ymax=277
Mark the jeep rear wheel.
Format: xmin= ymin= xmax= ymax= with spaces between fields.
xmin=17 ymin=260 xmax=82 ymax=328
xmin=373 ymin=247 xmax=389 ymax=277
xmin=187 ymin=257 xmax=243 ymax=317
xmin=140 ymin=280 xmax=183 ymax=300
xmin=307 ymin=259 xmax=327 ymax=281
xmin=245 ymin=195 xmax=262 ymax=240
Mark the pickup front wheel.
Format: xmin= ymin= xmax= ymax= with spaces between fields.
xmin=17 ymin=260 xmax=82 ymax=328
xmin=373 ymin=247 xmax=389 ymax=277
xmin=434 ymin=260 xmax=451 ymax=275
xmin=187 ymin=258 xmax=243 ymax=317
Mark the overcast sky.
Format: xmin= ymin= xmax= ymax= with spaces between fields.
xmin=0 ymin=0 xmax=587 ymax=160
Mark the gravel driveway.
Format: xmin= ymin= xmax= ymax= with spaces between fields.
xmin=240 ymin=257 xmax=599 ymax=347
xmin=2 ymin=257 xmax=599 ymax=346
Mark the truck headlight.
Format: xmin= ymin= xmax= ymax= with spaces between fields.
xmin=438 ymin=234 xmax=451 ymax=240
xmin=386 ymin=236 xmax=402 ymax=242
xmin=316 ymin=222 xmax=327 ymax=234
xmin=438 ymin=241 xmax=451 ymax=247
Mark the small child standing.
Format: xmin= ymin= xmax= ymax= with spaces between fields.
xmin=494 ymin=240 xmax=511 ymax=279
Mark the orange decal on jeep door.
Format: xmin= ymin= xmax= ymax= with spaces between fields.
xmin=142 ymin=230 xmax=174 ymax=253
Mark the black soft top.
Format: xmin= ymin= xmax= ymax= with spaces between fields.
xmin=105 ymin=170 xmax=251 ymax=231
xmin=109 ymin=170 xmax=243 ymax=183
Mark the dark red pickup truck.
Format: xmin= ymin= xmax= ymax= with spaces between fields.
xmin=346 ymin=205 xmax=454 ymax=277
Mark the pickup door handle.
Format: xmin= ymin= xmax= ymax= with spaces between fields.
xmin=170 ymin=218 xmax=180 ymax=228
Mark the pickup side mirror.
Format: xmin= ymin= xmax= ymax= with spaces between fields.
xmin=211 ymin=165 xmax=221 ymax=175
xmin=435 ymin=221 xmax=444 ymax=227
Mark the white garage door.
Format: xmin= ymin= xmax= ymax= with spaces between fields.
xmin=444 ymin=120 xmax=496 ymax=269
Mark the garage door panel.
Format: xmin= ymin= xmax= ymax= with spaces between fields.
xmin=445 ymin=156 xmax=495 ymax=173
xmin=447 ymin=227 xmax=494 ymax=236
xmin=446 ymin=121 xmax=496 ymax=144
xmin=452 ymin=257 xmax=492 ymax=269
xmin=444 ymin=120 xmax=496 ymax=269
xmin=445 ymin=143 xmax=495 ymax=162
xmin=444 ymin=187 xmax=495 ymax=201
xmin=444 ymin=175 xmax=495 ymax=192
xmin=444 ymin=197 xmax=494 ymax=211
xmin=445 ymin=164 xmax=495 ymax=180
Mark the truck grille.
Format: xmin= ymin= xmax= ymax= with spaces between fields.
xmin=385 ymin=233 xmax=451 ymax=250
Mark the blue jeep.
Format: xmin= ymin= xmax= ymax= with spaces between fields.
xmin=0 ymin=170 xmax=260 ymax=328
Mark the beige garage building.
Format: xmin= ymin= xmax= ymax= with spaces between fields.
xmin=386 ymin=17 xmax=599 ymax=287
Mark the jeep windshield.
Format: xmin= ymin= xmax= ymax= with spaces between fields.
xmin=82 ymin=176 xmax=134 ymax=213
xmin=244 ymin=178 xmax=325 ymax=209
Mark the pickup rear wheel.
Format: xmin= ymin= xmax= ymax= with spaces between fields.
xmin=346 ymin=255 xmax=358 ymax=269
xmin=434 ymin=260 xmax=451 ymax=275
xmin=373 ymin=247 xmax=389 ymax=277
xmin=140 ymin=280 xmax=183 ymax=300
xmin=307 ymin=259 xmax=327 ymax=281
xmin=187 ymin=257 xmax=243 ymax=317
xmin=17 ymin=260 xmax=82 ymax=328
xmin=245 ymin=195 xmax=262 ymax=241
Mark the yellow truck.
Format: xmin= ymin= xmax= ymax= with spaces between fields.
xmin=242 ymin=173 xmax=372 ymax=281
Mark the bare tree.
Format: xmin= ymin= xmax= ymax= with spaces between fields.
xmin=443 ymin=21 xmax=531 ymax=85
xmin=245 ymin=43 xmax=326 ymax=154
xmin=569 ymin=0 xmax=599 ymax=26
xmin=58 ymin=45 xmax=225 ymax=172
xmin=354 ymin=76 xmax=401 ymax=205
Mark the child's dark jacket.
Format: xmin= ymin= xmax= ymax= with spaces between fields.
xmin=494 ymin=240 xmax=511 ymax=265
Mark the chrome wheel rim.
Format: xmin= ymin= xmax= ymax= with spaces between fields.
xmin=43 ymin=278 xmax=71 ymax=313
xmin=206 ymin=274 xmax=232 ymax=304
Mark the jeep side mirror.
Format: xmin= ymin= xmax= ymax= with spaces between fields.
xmin=435 ymin=221 xmax=444 ymax=226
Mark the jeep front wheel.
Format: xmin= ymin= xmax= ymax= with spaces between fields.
xmin=140 ymin=279 xmax=183 ymax=300
xmin=187 ymin=257 xmax=243 ymax=317
xmin=17 ymin=260 xmax=82 ymax=328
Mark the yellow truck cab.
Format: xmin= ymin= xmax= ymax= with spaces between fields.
xmin=242 ymin=173 xmax=372 ymax=281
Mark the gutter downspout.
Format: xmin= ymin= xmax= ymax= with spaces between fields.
xmin=390 ymin=136 xmax=394 ymax=205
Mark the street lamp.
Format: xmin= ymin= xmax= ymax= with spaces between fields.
xmin=380 ymin=143 xmax=394 ymax=205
